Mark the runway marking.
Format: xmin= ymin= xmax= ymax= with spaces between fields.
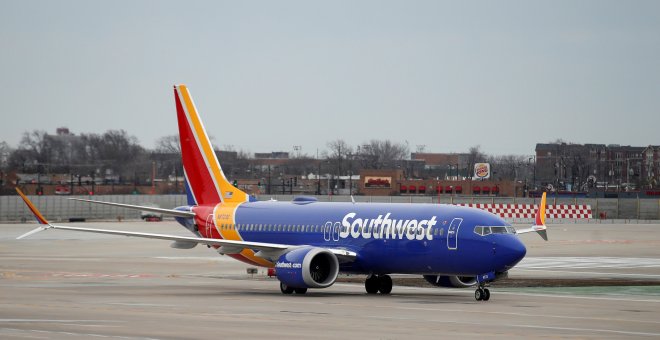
xmin=154 ymin=256 xmax=234 ymax=262
xmin=106 ymin=303 xmax=176 ymax=307
xmin=214 ymin=285 xmax=660 ymax=326
xmin=362 ymin=313 xmax=660 ymax=337
xmin=513 ymin=268 xmax=660 ymax=279
xmin=512 ymin=257 xmax=660 ymax=279
xmin=0 ymin=328 xmax=160 ymax=340
xmin=518 ymin=257 xmax=660 ymax=269
xmin=496 ymin=290 xmax=660 ymax=303
xmin=0 ymin=319 xmax=121 ymax=323
xmin=50 ymin=272 xmax=154 ymax=279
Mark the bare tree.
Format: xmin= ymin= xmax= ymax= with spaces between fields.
xmin=487 ymin=154 xmax=529 ymax=180
xmin=0 ymin=141 xmax=11 ymax=171
xmin=465 ymin=145 xmax=487 ymax=174
xmin=357 ymin=139 xmax=408 ymax=169
xmin=324 ymin=139 xmax=353 ymax=176
xmin=155 ymin=135 xmax=181 ymax=154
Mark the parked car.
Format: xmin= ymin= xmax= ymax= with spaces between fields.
xmin=140 ymin=203 xmax=163 ymax=221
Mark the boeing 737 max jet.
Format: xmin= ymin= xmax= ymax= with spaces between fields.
xmin=16 ymin=84 xmax=548 ymax=301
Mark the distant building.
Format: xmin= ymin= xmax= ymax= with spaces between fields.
xmin=254 ymin=152 xmax=289 ymax=159
xmin=411 ymin=152 xmax=470 ymax=179
xmin=535 ymin=142 xmax=651 ymax=191
xmin=643 ymin=146 xmax=660 ymax=188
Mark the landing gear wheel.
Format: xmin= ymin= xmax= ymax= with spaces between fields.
xmin=482 ymin=288 xmax=490 ymax=301
xmin=280 ymin=282 xmax=294 ymax=294
xmin=378 ymin=275 xmax=393 ymax=295
xmin=294 ymin=288 xmax=308 ymax=294
xmin=474 ymin=289 xmax=483 ymax=301
xmin=365 ymin=275 xmax=379 ymax=294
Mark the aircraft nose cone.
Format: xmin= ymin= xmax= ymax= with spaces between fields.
xmin=497 ymin=237 xmax=527 ymax=271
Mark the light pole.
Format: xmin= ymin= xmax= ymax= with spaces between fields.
xmin=528 ymin=156 xmax=536 ymax=192
xmin=267 ymin=165 xmax=271 ymax=195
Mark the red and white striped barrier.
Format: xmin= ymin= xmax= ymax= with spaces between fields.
xmin=456 ymin=203 xmax=592 ymax=219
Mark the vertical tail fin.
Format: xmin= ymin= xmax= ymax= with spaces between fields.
xmin=174 ymin=84 xmax=249 ymax=205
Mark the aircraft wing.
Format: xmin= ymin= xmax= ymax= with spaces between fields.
xmin=16 ymin=189 xmax=356 ymax=263
xmin=18 ymin=223 xmax=356 ymax=261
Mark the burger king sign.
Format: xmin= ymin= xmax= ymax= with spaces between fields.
xmin=474 ymin=163 xmax=491 ymax=179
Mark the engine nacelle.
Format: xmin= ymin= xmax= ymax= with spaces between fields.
xmin=275 ymin=247 xmax=339 ymax=289
xmin=423 ymin=275 xmax=477 ymax=288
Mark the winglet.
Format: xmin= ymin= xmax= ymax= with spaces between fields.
xmin=534 ymin=191 xmax=547 ymax=227
xmin=15 ymin=188 xmax=52 ymax=239
xmin=516 ymin=191 xmax=548 ymax=241
xmin=531 ymin=192 xmax=548 ymax=241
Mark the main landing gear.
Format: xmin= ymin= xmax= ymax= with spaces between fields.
xmin=280 ymin=282 xmax=307 ymax=295
xmin=365 ymin=274 xmax=392 ymax=294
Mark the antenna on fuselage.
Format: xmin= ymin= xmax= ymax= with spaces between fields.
xmin=351 ymin=195 xmax=356 ymax=204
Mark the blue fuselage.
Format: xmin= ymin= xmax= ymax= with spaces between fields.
xmin=178 ymin=200 xmax=526 ymax=277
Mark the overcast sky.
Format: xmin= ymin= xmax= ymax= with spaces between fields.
xmin=1 ymin=1 xmax=659 ymax=157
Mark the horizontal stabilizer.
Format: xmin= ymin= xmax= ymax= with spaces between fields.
xmin=68 ymin=198 xmax=196 ymax=218
xmin=16 ymin=226 xmax=50 ymax=240
xmin=16 ymin=187 xmax=357 ymax=264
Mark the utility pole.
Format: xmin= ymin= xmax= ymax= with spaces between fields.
xmin=267 ymin=165 xmax=271 ymax=195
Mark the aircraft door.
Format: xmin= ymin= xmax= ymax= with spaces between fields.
xmin=332 ymin=222 xmax=341 ymax=241
xmin=447 ymin=218 xmax=462 ymax=250
xmin=205 ymin=214 xmax=214 ymax=238
xmin=323 ymin=221 xmax=332 ymax=241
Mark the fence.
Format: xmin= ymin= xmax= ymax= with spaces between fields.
xmin=1 ymin=194 xmax=659 ymax=222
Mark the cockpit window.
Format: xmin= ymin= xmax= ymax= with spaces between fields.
xmin=490 ymin=226 xmax=508 ymax=234
xmin=474 ymin=225 xmax=515 ymax=236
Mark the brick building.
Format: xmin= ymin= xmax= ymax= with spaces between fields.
xmin=535 ymin=143 xmax=652 ymax=191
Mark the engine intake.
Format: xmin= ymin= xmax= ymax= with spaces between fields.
xmin=275 ymin=247 xmax=339 ymax=289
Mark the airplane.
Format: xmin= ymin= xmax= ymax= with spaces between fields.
xmin=16 ymin=84 xmax=548 ymax=301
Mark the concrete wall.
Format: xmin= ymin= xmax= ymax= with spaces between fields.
xmin=1 ymin=194 xmax=658 ymax=222
xmin=1 ymin=195 xmax=189 ymax=222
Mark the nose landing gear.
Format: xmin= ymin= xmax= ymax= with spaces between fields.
xmin=474 ymin=285 xmax=490 ymax=301
xmin=474 ymin=271 xmax=495 ymax=302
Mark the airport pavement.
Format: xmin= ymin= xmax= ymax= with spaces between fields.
xmin=1 ymin=221 xmax=660 ymax=339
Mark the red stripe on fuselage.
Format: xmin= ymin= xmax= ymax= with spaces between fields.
xmin=175 ymin=89 xmax=221 ymax=205
xmin=192 ymin=205 xmax=263 ymax=267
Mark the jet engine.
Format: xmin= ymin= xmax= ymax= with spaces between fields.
xmin=423 ymin=275 xmax=477 ymax=288
xmin=275 ymin=247 xmax=339 ymax=289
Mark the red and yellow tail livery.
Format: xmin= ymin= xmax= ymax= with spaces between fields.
xmin=174 ymin=84 xmax=249 ymax=206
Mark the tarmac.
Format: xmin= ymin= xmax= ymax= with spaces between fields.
xmin=1 ymin=221 xmax=660 ymax=339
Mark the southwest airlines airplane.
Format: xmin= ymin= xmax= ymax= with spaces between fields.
xmin=16 ymin=84 xmax=548 ymax=301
